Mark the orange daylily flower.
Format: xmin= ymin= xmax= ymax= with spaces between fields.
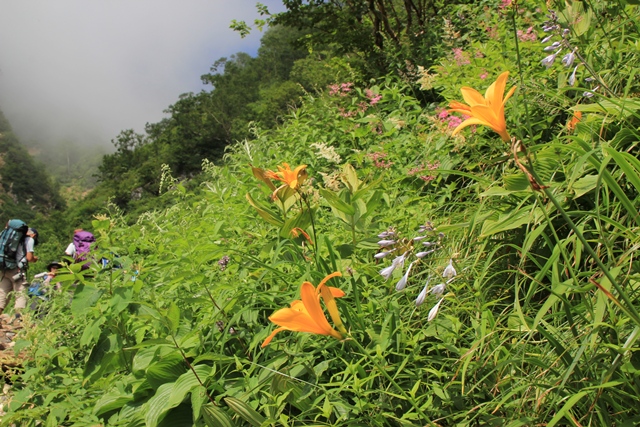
xmin=261 ymin=272 xmax=346 ymax=347
xmin=448 ymin=71 xmax=517 ymax=142
xmin=567 ymin=111 xmax=582 ymax=132
xmin=264 ymin=163 xmax=308 ymax=191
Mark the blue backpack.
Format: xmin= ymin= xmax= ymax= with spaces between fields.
xmin=0 ymin=219 xmax=29 ymax=270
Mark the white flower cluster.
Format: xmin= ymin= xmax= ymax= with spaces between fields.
xmin=374 ymin=223 xmax=455 ymax=321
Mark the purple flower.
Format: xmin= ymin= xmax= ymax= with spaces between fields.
xmin=568 ymin=65 xmax=578 ymax=86
xmin=561 ymin=50 xmax=576 ymax=67
xmin=541 ymin=53 xmax=557 ymax=68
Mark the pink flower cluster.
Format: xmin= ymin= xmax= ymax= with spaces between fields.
xmin=408 ymin=161 xmax=440 ymax=182
xmin=329 ymin=82 xmax=353 ymax=96
xmin=367 ymin=151 xmax=393 ymax=169
xmin=436 ymin=108 xmax=469 ymax=129
xmin=499 ymin=0 xmax=512 ymax=10
xmin=517 ymin=27 xmax=537 ymax=42
xmin=452 ymin=48 xmax=471 ymax=66
xmin=365 ymin=89 xmax=383 ymax=105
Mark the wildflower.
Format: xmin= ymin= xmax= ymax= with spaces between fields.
xmin=415 ymin=283 xmax=429 ymax=306
xmin=380 ymin=254 xmax=406 ymax=280
xmin=413 ymin=236 xmax=428 ymax=242
xmin=541 ymin=35 xmax=554 ymax=44
xmin=264 ymin=163 xmax=308 ymax=199
xmin=452 ymin=48 xmax=471 ymax=66
xmin=378 ymin=231 xmax=396 ymax=239
xmin=561 ymin=49 xmax=576 ymax=67
xmin=448 ymin=71 xmax=517 ymax=142
xmin=374 ymin=250 xmax=395 ymax=259
xmin=541 ymin=53 xmax=557 ymax=68
xmin=218 ymin=255 xmax=230 ymax=271
xmin=377 ymin=239 xmax=396 ymax=247
xmin=395 ymin=261 xmax=415 ymax=291
xmin=415 ymin=250 xmax=434 ymax=258
xmin=431 ymin=283 xmax=446 ymax=297
xmin=583 ymin=91 xmax=595 ymax=98
xmin=543 ymin=41 xmax=561 ymax=52
xmin=428 ymin=298 xmax=444 ymax=321
xmin=443 ymin=259 xmax=456 ymax=279
xmin=423 ymin=241 xmax=436 ymax=247
xmin=568 ymin=65 xmax=578 ymax=86
xmin=567 ymin=111 xmax=582 ymax=132
xmin=261 ymin=272 xmax=345 ymax=347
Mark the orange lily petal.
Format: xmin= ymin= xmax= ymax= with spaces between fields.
xmin=300 ymin=281 xmax=334 ymax=334
xmin=319 ymin=283 xmax=346 ymax=334
xmin=501 ymin=85 xmax=517 ymax=109
xmin=449 ymin=72 xmax=514 ymax=142
xmin=486 ymin=71 xmax=508 ymax=107
xmin=328 ymin=286 xmax=346 ymax=298
xmin=268 ymin=306 xmax=327 ymax=335
xmin=460 ymin=87 xmax=486 ymax=107
xmin=448 ymin=101 xmax=472 ymax=114
xmin=261 ymin=327 xmax=287 ymax=348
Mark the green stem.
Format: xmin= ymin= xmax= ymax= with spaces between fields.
xmin=347 ymin=336 xmax=435 ymax=426
xmin=301 ymin=192 xmax=320 ymax=268
xmin=509 ymin=2 xmax=535 ymax=141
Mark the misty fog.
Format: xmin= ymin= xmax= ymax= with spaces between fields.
xmin=0 ymin=0 xmax=282 ymax=152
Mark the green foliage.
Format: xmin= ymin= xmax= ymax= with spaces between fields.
xmin=6 ymin=0 xmax=640 ymax=426
xmin=0 ymin=109 xmax=66 ymax=222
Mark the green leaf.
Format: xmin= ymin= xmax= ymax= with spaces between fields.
xmin=202 ymin=403 xmax=234 ymax=427
xmin=166 ymin=302 xmax=180 ymax=336
xmin=80 ymin=316 xmax=105 ymax=348
xmin=146 ymin=352 xmax=187 ymax=389
xmin=570 ymin=174 xmax=598 ymax=198
xmin=145 ymin=382 xmax=174 ymax=427
xmin=546 ymin=390 xmax=589 ymax=427
xmin=245 ymin=193 xmax=284 ymax=226
xmin=70 ymin=284 xmax=103 ymax=315
xmin=224 ymin=397 xmax=265 ymax=427
xmin=319 ymin=189 xmax=356 ymax=215
xmin=93 ymin=391 xmax=133 ymax=416
xmin=480 ymin=207 xmax=542 ymax=238
xmin=167 ymin=365 xmax=213 ymax=408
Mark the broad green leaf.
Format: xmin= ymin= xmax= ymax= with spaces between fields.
xmin=319 ymin=189 xmax=355 ymax=215
xmin=202 ymin=403 xmax=234 ymax=427
xmin=70 ymin=284 xmax=103 ymax=315
xmin=145 ymin=382 xmax=174 ymax=427
xmin=224 ymin=397 xmax=265 ymax=427
xmin=80 ymin=316 xmax=105 ymax=348
xmin=570 ymin=174 xmax=598 ymax=198
xmin=93 ymin=392 xmax=133 ymax=416
xmin=146 ymin=352 xmax=187 ymax=389
xmin=245 ymin=193 xmax=284 ymax=226
xmin=167 ymin=365 xmax=213 ymax=408
xmin=166 ymin=302 xmax=180 ymax=335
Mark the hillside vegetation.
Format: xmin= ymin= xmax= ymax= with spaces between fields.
xmin=3 ymin=0 xmax=640 ymax=426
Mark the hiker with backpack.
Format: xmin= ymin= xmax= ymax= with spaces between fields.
xmin=0 ymin=220 xmax=39 ymax=315
xmin=65 ymin=229 xmax=95 ymax=270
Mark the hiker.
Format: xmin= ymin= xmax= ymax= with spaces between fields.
xmin=30 ymin=261 xmax=63 ymax=296
xmin=0 ymin=221 xmax=38 ymax=315
xmin=29 ymin=261 xmax=62 ymax=314
xmin=64 ymin=229 xmax=95 ymax=270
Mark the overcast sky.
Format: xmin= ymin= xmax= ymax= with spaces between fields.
xmin=0 ymin=0 xmax=284 ymax=150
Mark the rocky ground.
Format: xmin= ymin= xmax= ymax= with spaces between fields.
xmin=0 ymin=313 xmax=25 ymax=419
